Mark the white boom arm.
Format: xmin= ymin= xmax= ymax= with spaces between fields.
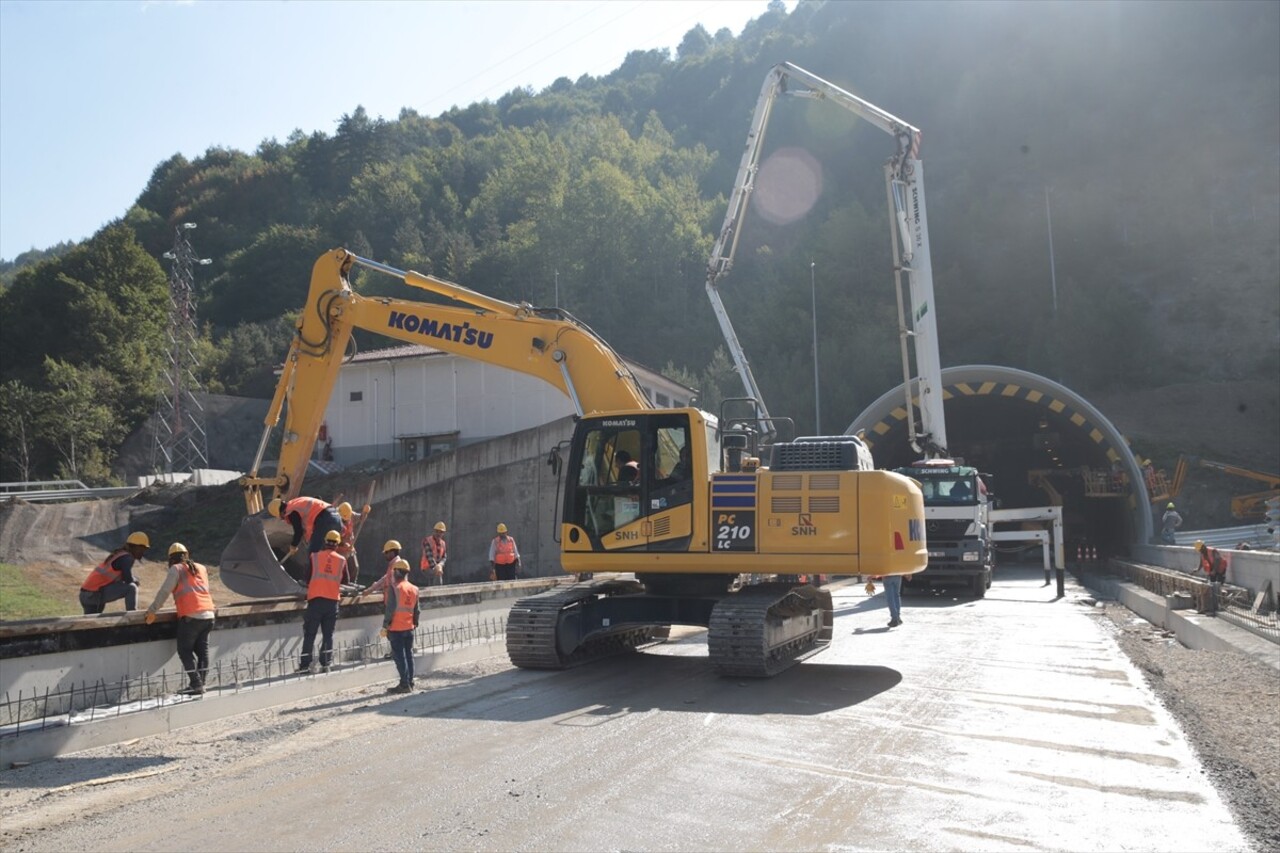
xmin=706 ymin=61 xmax=948 ymax=455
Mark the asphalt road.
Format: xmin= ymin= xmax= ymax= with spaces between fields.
xmin=1 ymin=564 xmax=1251 ymax=852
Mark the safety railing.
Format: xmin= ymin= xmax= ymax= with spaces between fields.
xmin=0 ymin=614 xmax=507 ymax=737
xmin=0 ymin=479 xmax=140 ymax=503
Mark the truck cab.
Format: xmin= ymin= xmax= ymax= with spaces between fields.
xmin=895 ymin=459 xmax=993 ymax=597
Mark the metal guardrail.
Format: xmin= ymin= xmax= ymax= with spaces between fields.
xmin=1175 ymin=525 xmax=1276 ymax=549
xmin=0 ymin=479 xmax=139 ymax=503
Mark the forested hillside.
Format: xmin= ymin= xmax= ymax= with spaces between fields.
xmin=1 ymin=0 xmax=1276 ymax=485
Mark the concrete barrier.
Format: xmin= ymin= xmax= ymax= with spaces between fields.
xmin=1130 ymin=543 xmax=1279 ymax=608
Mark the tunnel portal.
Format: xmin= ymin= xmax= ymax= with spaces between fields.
xmin=848 ymin=365 xmax=1153 ymax=556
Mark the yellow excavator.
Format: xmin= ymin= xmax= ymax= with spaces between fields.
xmin=219 ymin=249 xmax=926 ymax=676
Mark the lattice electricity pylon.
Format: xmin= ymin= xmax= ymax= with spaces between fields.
xmin=150 ymin=224 xmax=211 ymax=475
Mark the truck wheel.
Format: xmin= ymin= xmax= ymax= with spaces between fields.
xmin=972 ymin=575 xmax=986 ymax=599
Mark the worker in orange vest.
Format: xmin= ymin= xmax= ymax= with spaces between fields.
xmin=1194 ymin=540 xmax=1227 ymax=584
xmin=269 ymin=496 xmax=344 ymax=563
xmin=420 ymin=521 xmax=448 ymax=586
xmin=357 ymin=539 xmax=406 ymax=598
xmin=381 ymin=558 xmax=420 ymax=694
xmin=336 ymin=501 xmax=371 ymax=583
xmin=144 ymin=542 xmax=216 ymax=696
xmin=80 ymin=531 xmax=149 ymax=614
xmin=489 ymin=523 xmax=521 ymax=581
xmin=298 ymin=529 xmax=347 ymax=674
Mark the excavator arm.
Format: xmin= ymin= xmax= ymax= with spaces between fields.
xmin=221 ymin=249 xmax=652 ymax=595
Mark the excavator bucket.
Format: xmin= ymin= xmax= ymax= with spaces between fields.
xmin=218 ymin=513 xmax=304 ymax=598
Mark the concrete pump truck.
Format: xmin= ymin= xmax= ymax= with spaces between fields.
xmin=702 ymin=61 xmax=995 ymax=596
xmin=219 ymin=250 xmax=927 ymax=677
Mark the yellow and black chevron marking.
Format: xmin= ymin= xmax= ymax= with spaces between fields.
xmin=865 ymin=381 xmax=1122 ymax=463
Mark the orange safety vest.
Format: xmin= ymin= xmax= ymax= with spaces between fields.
xmin=286 ymin=497 xmax=331 ymax=542
xmin=421 ymin=535 xmax=447 ymax=569
xmin=388 ymin=580 xmax=418 ymax=631
xmin=493 ymin=535 xmax=517 ymax=565
xmin=173 ymin=561 xmax=215 ymax=617
xmin=308 ymin=549 xmax=346 ymax=601
xmin=83 ymin=549 xmax=128 ymax=592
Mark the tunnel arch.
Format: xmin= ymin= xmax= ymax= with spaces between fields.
xmin=847 ymin=365 xmax=1153 ymax=551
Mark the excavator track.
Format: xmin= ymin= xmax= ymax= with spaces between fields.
xmin=506 ymin=579 xmax=657 ymax=670
xmin=707 ymin=583 xmax=834 ymax=678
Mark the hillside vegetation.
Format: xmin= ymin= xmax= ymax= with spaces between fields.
xmin=1 ymin=0 xmax=1276 ymax=486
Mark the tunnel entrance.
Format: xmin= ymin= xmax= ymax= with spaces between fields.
xmin=848 ymin=365 xmax=1152 ymax=558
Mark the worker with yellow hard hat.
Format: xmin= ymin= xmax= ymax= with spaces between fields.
xmin=489 ymin=523 xmax=521 ymax=582
xmin=356 ymin=538 xmax=406 ymax=599
xmin=298 ymin=528 xmax=348 ymax=674
xmin=420 ymin=521 xmax=448 ymax=587
xmin=1160 ymin=501 xmax=1182 ymax=545
xmin=144 ymin=542 xmax=217 ymax=696
xmin=334 ymin=500 xmax=372 ymax=583
xmin=381 ymin=558 xmax=420 ymax=694
xmin=79 ymin=531 xmax=149 ymax=615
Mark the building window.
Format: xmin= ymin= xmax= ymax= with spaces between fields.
xmin=673 ymin=399 xmax=685 ymax=408
xmin=655 ymin=392 xmax=670 ymax=407
xmin=349 ymin=391 xmax=363 ymax=402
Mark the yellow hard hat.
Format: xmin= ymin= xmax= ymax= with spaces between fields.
xmin=496 ymin=523 xmax=508 ymax=534
xmin=1194 ymin=539 xmax=1205 ymax=551
xmin=337 ymin=502 xmax=353 ymax=520
xmin=268 ymin=498 xmax=285 ymax=518
xmin=324 ymin=529 xmax=342 ymax=544
xmin=1166 ymin=503 xmax=1175 ymax=510
xmin=167 ymin=542 xmax=188 ymax=557
xmin=383 ymin=539 xmax=402 ymax=553
xmin=391 ymin=558 xmax=410 ymax=572
xmin=126 ymin=532 xmax=150 ymax=548
xmin=434 ymin=521 xmax=447 ymax=533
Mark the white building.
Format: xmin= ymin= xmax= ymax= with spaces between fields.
xmin=318 ymin=344 xmax=695 ymax=466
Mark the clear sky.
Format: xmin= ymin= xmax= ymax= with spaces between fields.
xmin=0 ymin=0 xmax=790 ymax=261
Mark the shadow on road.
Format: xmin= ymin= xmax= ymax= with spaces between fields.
xmin=369 ymin=652 xmax=901 ymax=723
xmin=0 ymin=755 xmax=176 ymax=789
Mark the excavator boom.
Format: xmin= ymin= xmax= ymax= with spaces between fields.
xmin=220 ymin=249 xmax=652 ymax=596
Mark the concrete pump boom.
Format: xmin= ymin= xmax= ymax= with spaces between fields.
xmin=706 ymin=61 xmax=948 ymax=457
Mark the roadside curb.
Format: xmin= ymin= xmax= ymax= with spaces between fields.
xmin=1 ymin=639 xmax=505 ymax=767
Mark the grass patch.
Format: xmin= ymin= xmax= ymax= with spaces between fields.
xmin=0 ymin=563 xmax=71 ymax=621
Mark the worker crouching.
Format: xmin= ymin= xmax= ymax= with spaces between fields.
xmin=80 ymin=531 xmax=149 ymax=614
xmin=382 ymin=558 xmax=420 ymax=694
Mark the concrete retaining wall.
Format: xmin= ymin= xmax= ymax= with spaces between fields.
xmin=349 ymin=417 xmax=575 ymax=584
xmin=0 ymin=580 xmax=557 ymax=709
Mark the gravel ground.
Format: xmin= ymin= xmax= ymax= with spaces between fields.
xmin=1102 ymin=603 xmax=1280 ymax=851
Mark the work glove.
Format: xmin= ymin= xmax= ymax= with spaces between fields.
xmin=380 ymin=628 xmax=388 ymax=639
xmin=285 ymin=546 xmax=298 ymax=561
xmin=361 ymin=504 xmax=371 ymax=514
xmin=145 ymin=611 xmax=157 ymax=625
xmin=864 ymin=582 xmax=876 ymax=595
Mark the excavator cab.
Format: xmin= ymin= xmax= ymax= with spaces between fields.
xmin=561 ymin=409 xmax=713 ymax=554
